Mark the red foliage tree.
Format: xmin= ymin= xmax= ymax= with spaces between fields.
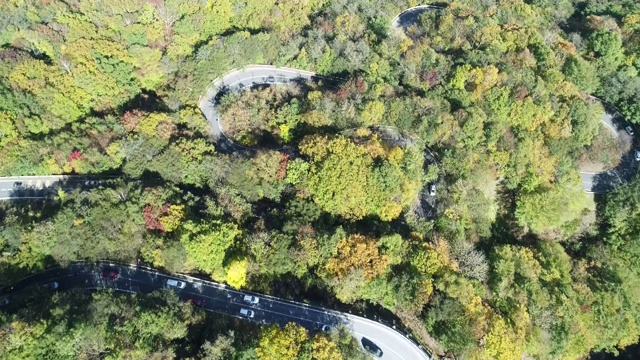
xmin=69 ymin=150 xmax=83 ymax=162
xmin=143 ymin=205 xmax=165 ymax=231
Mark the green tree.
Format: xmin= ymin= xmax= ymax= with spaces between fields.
xmin=181 ymin=220 xmax=241 ymax=279
xmin=589 ymin=29 xmax=625 ymax=73
xmin=514 ymin=173 xmax=588 ymax=235
xmin=300 ymin=135 xmax=422 ymax=220
xmin=563 ymin=56 xmax=600 ymax=93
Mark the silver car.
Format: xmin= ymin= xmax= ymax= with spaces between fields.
xmin=243 ymin=295 xmax=259 ymax=304
xmin=240 ymin=308 xmax=255 ymax=318
xmin=166 ymin=279 xmax=186 ymax=289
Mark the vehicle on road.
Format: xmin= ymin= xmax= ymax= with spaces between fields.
xmin=240 ymin=308 xmax=255 ymax=318
xmin=13 ymin=181 xmax=23 ymax=188
xmin=166 ymin=279 xmax=186 ymax=289
xmin=635 ymin=149 xmax=640 ymax=162
xmin=243 ymin=295 xmax=260 ymax=304
xmin=361 ymin=337 xmax=383 ymax=358
xmin=85 ymin=180 xmax=100 ymax=186
xmin=101 ymin=269 xmax=119 ymax=279
xmin=42 ymin=281 xmax=59 ymax=290
xmin=188 ymin=298 xmax=206 ymax=307
xmin=0 ymin=298 xmax=9 ymax=306
xmin=626 ymin=125 xmax=635 ymax=136
xmin=429 ymin=184 xmax=436 ymax=196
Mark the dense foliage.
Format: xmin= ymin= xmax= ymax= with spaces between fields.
xmin=1 ymin=0 xmax=640 ymax=359
xmin=0 ymin=289 xmax=364 ymax=359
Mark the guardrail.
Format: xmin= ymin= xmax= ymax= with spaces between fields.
xmin=0 ymin=260 xmax=437 ymax=359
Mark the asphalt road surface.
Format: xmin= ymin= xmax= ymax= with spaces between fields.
xmin=579 ymin=112 xmax=638 ymax=193
xmin=0 ymin=262 xmax=431 ymax=360
xmin=391 ymin=5 xmax=443 ymax=31
xmin=0 ymin=175 xmax=98 ymax=200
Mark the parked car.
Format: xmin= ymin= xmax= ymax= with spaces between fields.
xmin=239 ymin=308 xmax=255 ymax=318
xmin=166 ymin=279 xmax=186 ymax=289
xmin=625 ymin=125 xmax=635 ymax=136
xmin=321 ymin=324 xmax=332 ymax=333
xmin=429 ymin=183 xmax=437 ymax=196
xmin=187 ymin=298 xmax=206 ymax=307
xmin=0 ymin=298 xmax=9 ymax=307
xmin=101 ymin=269 xmax=119 ymax=279
xmin=361 ymin=337 xmax=383 ymax=358
xmin=243 ymin=295 xmax=260 ymax=304
xmin=42 ymin=281 xmax=59 ymax=290
xmin=635 ymin=149 xmax=640 ymax=162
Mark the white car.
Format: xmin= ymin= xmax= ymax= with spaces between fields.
xmin=635 ymin=149 xmax=640 ymax=162
xmin=243 ymin=295 xmax=259 ymax=304
xmin=429 ymin=184 xmax=436 ymax=197
xmin=240 ymin=308 xmax=255 ymax=318
xmin=166 ymin=279 xmax=186 ymax=289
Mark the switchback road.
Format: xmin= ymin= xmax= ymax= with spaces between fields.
xmin=0 ymin=262 xmax=431 ymax=360
xmin=579 ymin=111 xmax=638 ymax=193
xmin=391 ymin=5 xmax=443 ymax=31
xmin=199 ymin=65 xmax=320 ymax=152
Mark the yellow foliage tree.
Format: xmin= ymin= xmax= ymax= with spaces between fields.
xmin=159 ymin=205 xmax=185 ymax=233
xmin=257 ymin=323 xmax=308 ymax=360
xmin=312 ymin=335 xmax=343 ymax=360
xmin=480 ymin=312 xmax=527 ymax=360
xmin=225 ymin=258 xmax=247 ymax=289
xmin=326 ymin=234 xmax=390 ymax=281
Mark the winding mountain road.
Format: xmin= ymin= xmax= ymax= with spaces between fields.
xmin=391 ymin=5 xmax=443 ymax=31
xmin=1 ymin=9 xmax=637 ymax=360
xmin=579 ymin=111 xmax=638 ymax=193
xmin=199 ymin=65 xmax=321 ymax=152
xmin=0 ymin=262 xmax=431 ymax=360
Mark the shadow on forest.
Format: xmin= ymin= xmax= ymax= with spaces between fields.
xmin=117 ymin=90 xmax=173 ymax=115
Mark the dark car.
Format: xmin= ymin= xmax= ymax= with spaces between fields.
xmin=101 ymin=269 xmax=119 ymax=279
xmin=188 ymin=298 xmax=206 ymax=307
xmin=361 ymin=337 xmax=383 ymax=358
xmin=625 ymin=125 xmax=635 ymax=136
xmin=13 ymin=181 xmax=23 ymax=188
xmin=42 ymin=281 xmax=59 ymax=290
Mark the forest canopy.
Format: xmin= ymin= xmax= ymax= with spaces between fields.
xmin=1 ymin=0 xmax=640 ymax=359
